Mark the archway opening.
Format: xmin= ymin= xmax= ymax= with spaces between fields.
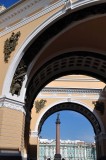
xmin=20 ymin=5 xmax=106 ymax=159
xmin=29 ymin=74 xmax=105 ymax=160
xmin=39 ymin=110 xmax=96 ymax=160
xmin=40 ymin=111 xmax=95 ymax=142
xmin=26 ymin=52 xmax=106 ymax=111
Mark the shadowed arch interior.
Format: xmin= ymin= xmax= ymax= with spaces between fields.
xmin=38 ymin=102 xmax=101 ymax=136
xmin=26 ymin=51 xmax=106 ymax=110
xmin=23 ymin=2 xmax=106 ymax=65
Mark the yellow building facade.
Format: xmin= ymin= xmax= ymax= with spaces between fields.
xmin=0 ymin=0 xmax=106 ymax=159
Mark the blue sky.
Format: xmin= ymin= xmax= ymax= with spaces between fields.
xmin=40 ymin=111 xmax=95 ymax=142
xmin=0 ymin=0 xmax=20 ymax=8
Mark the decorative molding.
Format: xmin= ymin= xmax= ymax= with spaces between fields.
xmin=38 ymin=95 xmax=103 ymax=101
xmin=42 ymin=87 xmax=102 ymax=94
xmin=0 ymin=97 xmax=26 ymax=114
xmin=55 ymin=78 xmax=100 ymax=82
xmin=35 ymin=99 xmax=47 ymax=113
xmin=38 ymin=88 xmax=103 ymax=100
xmin=30 ymin=131 xmax=38 ymax=137
xmin=0 ymin=0 xmax=65 ymax=37
xmin=71 ymin=0 xmax=99 ymax=9
xmin=4 ymin=31 xmax=21 ymax=63
xmin=0 ymin=0 xmax=103 ymax=37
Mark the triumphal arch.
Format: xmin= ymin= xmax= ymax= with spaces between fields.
xmin=0 ymin=0 xmax=106 ymax=159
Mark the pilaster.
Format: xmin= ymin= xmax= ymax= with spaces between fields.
xmin=0 ymin=97 xmax=26 ymax=159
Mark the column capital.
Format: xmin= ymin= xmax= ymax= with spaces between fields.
xmin=0 ymin=96 xmax=26 ymax=114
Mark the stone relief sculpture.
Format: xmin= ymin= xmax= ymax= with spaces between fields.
xmin=4 ymin=31 xmax=21 ymax=63
xmin=35 ymin=99 xmax=47 ymax=113
xmin=10 ymin=60 xmax=27 ymax=96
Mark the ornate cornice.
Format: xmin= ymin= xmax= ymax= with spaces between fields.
xmin=0 ymin=0 xmax=64 ymax=37
xmin=0 ymin=97 xmax=26 ymax=114
xmin=42 ymin=87 xmax=102 ymax=94
xmin=0 ymin=0 xmax=102 ymax=37
xmin=38 ymin=88 xmax=103 ymax=100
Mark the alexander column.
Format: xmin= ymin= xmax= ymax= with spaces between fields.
xmin=54 ymin=113 xmax=61 ymax=160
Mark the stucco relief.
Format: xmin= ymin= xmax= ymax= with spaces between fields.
xmin=4 ymin=31 xmax=21 ymax=63
xmin=10 ymin=60 xmax=27 ymax=96
xmin=35 ymin=99 xmax=47 ymax=113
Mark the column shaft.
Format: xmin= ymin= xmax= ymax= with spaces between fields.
xmin=56 ymin=123 xmax=60 ymax=154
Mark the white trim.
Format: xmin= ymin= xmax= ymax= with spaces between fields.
xmin=38 ymin=95 xmax=104 ymax=100
xmin=71 ymin=0 xmax=100 ymax=9
xmin=30 ymin=131 xmax=38 ymax=138
xmin=38 ymin=88 xmax=104 ymax=100
xmin=0 ymin=0 xmax=64 ymax=37
xmin=0 ymin=0 xmax=104 ymax=37
xmin=55 ymin=78 xmax=100 ymax=82
xmin=0 ymin=97 xmax=26 ymax=114
xmin=42 ymin=88 xmax=102 ymax=93
xmin=34 ymin=99 xmax=105 ymax=133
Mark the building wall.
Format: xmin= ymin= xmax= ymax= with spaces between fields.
xmin=39 ymin=139 xmax=96 ymax=160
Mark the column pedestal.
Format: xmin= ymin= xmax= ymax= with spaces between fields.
xmin=54 ymin=154 xmax=61 ymax=160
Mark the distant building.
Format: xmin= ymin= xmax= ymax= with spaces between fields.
xmin=39 ymin=139 xmax=96 ymax=160
xmin=0 ymin=5 xmax=6 ymax=13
